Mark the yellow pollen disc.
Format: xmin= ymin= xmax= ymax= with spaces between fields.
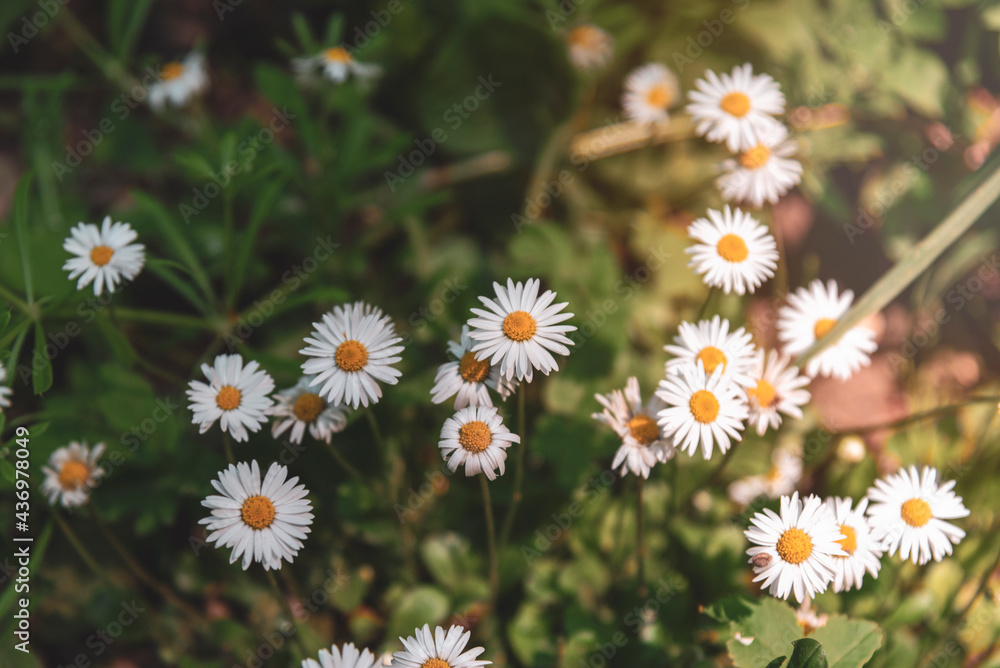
xmin=502 ymin=310 xmax=538 ymax=342
xmin=813 ymin=318 xmax=837 ymax=340
xmin=716 ymin=234 xmax=749 ymax=263
xmin=901 ymin=498 xmax=933 ymax=528
xmin=765 ymin=465 xmax=782 ymax=482
xmin=837 ymin=524 xmax=857 ymax=555
xmin=335 ymin=340 xmax=369 ymax=372
xmin=292 ymin=393 xmax=325 ymax=423
xmin=689 ymin=390 xmax=720 ymax=424
xmin=646 ymin=84 xmax=672 ymax=109
xmin=568 ymin=26 xmax=600 ymax=47
xmin=626 ymin=414 xmax=659 ymax=445
xmin=161 ymin=62 xmax=185 ymax=81
xmin=324 ymin=47 xmax=352 ymax=63
xmin=739 ymin=144 xmax=771 ymax=170
xmin=720 ymin=91 xmax=751 ymax=117
xmin=90 ymin=245 xmax=114 ymax=266
xmin=421 ymin=660 xmax=451 ymax=668
xmin=696 ymin=346 xmax=727 ymax=374
xmin=216 ymin=385 xmax=242 ymax=411
xmin=58 ymin=461 xmax=90 ymax=490
xmin=241 ymin=495 xmax=276 ymax=530
xmin=776 ymin=527 xmax=813 ymax=564
xmin=458 ymin=420 xmax=492 ymax=453
xmin=748 ymin=379 xmax=777 ymax=408
xmin=459 ymin=351 xmax=491 ymax=383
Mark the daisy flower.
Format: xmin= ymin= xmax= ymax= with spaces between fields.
xmin=438 ymin=405 xmax=520 ymax=481
xmin=795 ymin=606 xmax=828 ymax=635
xmin=866 ymin=466 xmax=969 ymax=565
xmin=824 ymin=496 xmax=882 ymax=592
xmin=148 ymin=52 xmax=208 ymax=111
xmin=744 ymin=350 xmax=811 ymax=436
xmin=745 ymin=492 xmax=846 ymax=603
xmin=293 ymin=47 xmax=382 ymax=84
xmin=0 ymin=362 xmax=12 ymax=410
xmin=728 ymin=448 xmax=802 ymax=506
xmin=199 ymin=460 xmax=313 ymax=571
xmin=271 ymin=375 xmax=350 ymax=445
xmin=467 ymin=278 xmax=576 ymax=383
xmin=777 ymin=279 xmax=878 ymax=380
xmin=686 ymin=63 xmax=786 ymax=152
xmin=664 ymin=315 xmax=757 ymax=387
xmin=62 ymin=216 xmax=146 ymax=296
xmin=301 ymin=643 xmax=380 ymax=668
xmin=41 ymin=441 xmax=105 ymax=507
xmin=716 ymin=123 xmax=802 ymax=208
xmin=592 ymin=377 xmax=675 ymax=479
xmin=686 ymin=206 xmax=778 ymax=295
xmin=622 ymin=63 xmax=679 ymax=124
xmin=300 ymin=303 xmax=404 ymax=409
xmin=391 ymin=624 xmax=490 ymax=668
xmin=187 ymin=354 xmax=276 ymax=443
xmin=566 ymin=24 xmax=613 ymax=71
xmin=656 ymin=363 xmax=748 ymax=460
xmin=430 ymin=325 xmax=518 ymax=409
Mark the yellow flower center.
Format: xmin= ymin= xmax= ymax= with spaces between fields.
xmin=813 ymin=318 xmax=837 ymax=340
xmin=645 ymin=84 xmax=672 ymax=109
xmin=216 ymin=385 xmax=242 ymax=411
xmin=689 ymin=390 xmax=720 ymax=424
xmin=837 ymin=524 xmax=857 ymax=555
xmin=765 ymin=465 xmax=782 ymax=482
xmin=459 ymin=351 xmax=491 ymax=383
xmin=161 ymin=62 xmax=185 ymax=81
xmin=58 ymin=461 xmax=90 ymax=490
xmin=720 ymin=91 xmax=751 ymax=117
xmin=458 ymin=420 xmax=492 ymax=453
xmin=776 ymin=528 xmax=812 ymax=564
xmin=335 ymin=340 xmax=369 ymax=372
xmin=568 ymin=25 xmax=601 ymax=47
xmin=240 ymin=495 xmax=276 ymax=530
xmin=90 ymin=245 xmax=114 ymax=266
xmin=901 ymin=498 xmax=933 ymax=528
xmin=292 ymin=393 xmax=325 ymax=423
xmin=421 ymin=660 xmax=451 ymax=668
xmin=716 ymin=234 xmax=749 ymax=262
xmin=696 ymin=346 xmax=727 ymax=374
xmin=502 ymin=310 xmax=537 ymax=342
xmin=324 ymin=47 xmax=352 ymax=63
xmin=626 ymin=414 xmax=659 ymax=445
xmin=748 ymin=379 xmax=777 ymax=408
xmin=739 ymin=144 xmax=771 ymax=170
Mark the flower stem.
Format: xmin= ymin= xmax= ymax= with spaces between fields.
xmin=480 ymin=473 xmax=499 ymax=609
xmin=834 ymin=396 xmax=999 ymax=435
xmin=53 ymin=510 xmax=106 ymax=582
xmin=696 ymin=287 xmax=716 ymax=321
xmin=499 ymin=383 xmax=527 ymax=549
xmin=266 ymin=569 xmax=310 ymax=661
xmin=223 ymin=433 xmax=235 ymax=464
xmin=323 ymin=439 xmax=381 ymax=493
xmin=636 ymin=476 xmax=647 ymax=597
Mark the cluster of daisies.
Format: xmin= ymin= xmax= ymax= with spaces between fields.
xmin=301 ymin=624 xmax=489 ymax=668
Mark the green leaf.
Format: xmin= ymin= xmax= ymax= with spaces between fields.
xmin=726 ymin=598 xmax=801 ymax=668
xmin=704 ymin=595 xmax=756 ymax=624
xmin=13 ymin=172 xmax=34 ymax=303
xmin=766 ymin=658 xmax=787 ymax=668
xmin=145 ymin=258 xmax=213 ymax=315
xmin=786 ymin=638 xmax=827 ymax=668
xmin=809 ymin=614 xmax=883 ymax=668
xmin=229 ymin=179 xmax=283 ymax=306
xmin=0 ymin=458 xmax=14 ymax=484
xmin=291 ymin=12 xmax=317 ymax=52
xmin=387 ymin=586 xmax=451 ymax=640
xmin=31 ymin=321 xmax=51 ymax=395
xmin=0 ymin=308 xmax=10 ymax=336
xmin=881 ymin=47 xmax=948 ymax=117
xmin=107 ymin=0 xmax=154 ymax=58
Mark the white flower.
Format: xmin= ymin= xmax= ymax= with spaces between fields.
xmin=837 ymin=436 xmax=867 ymax=463
xmin=728 ymin=448 xmax=802 ymax=506
xmin=293 ymin=47 xmax=382 ymax=84
xmin=824 ymin=496 xmax=882 ymax=592
xmin=301 ymin=643 xmax=380 ymax=668
xmin=430 ymin=325 xmax=518 ymax=409
xmin=717 ymin=124 xmax=802 ymax=208
xmin=777 ymin=279 xmax=878 ymax=380
xmin=656 ymin=363 xmax=748 ymax=460
xmin=0 ymin=362 xmax=11 ymax=410
xmin=686 ymin=63 xmax=786 ymax=152
xmin=392 ymin=624 xmax=490 ymax=668
xmin=745 ymin=492 xmax=846 ymax=603
xmin=566 ymin=24 xmax=613 ymax=71
xmin=664 ymin=315 xmax=757 ymax=388
xmin=467 ymin=278 xmax=576 ymax=383
xmin=622 ymin=63 xmax=679 ymax=124
xmin=62 ymin=216 xmax=146 ymax=296
xmin=744 ymin=350 xmax=811 ymax=436
xmin=866 ymin=466 xmax=969 ymax=565
xmin=148 ymin=53 xmax=208 ymax=111
xmin=438 ymin=405 xmax=520 ymax=481
xmin=795 ymin=606 xmax=828 ymax=635
xmin=686 ymin=206 xmax=778 ymax=295
xmin=271 ymin=375 xmax=350 ymax=445
xmin=41 ymin=442 xmax=105 ymax=507
xmin=300 ymin=302 xmax=403 ymax=409
xmin=199 ymin=460 xmax=313 ymax=571
xmin=187 ymin=354 xmax=275 ymax=442
xmin=592 ymin=377 xmax=675 ymax=479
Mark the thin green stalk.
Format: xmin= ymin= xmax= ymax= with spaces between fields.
xmin=499 ymin=383 xmax=527 ymax=549
xmin=223 ymin=433 xmax=235 ymax=465
xmin=835 ymin=396 xmax=999 ymax=435
xmin=696 ymin=287 xmax=716 ymax=321
xmin=266 ymin=570 xmax=309 ymax=661
xmin=322 ymin=439 xmax=381 ymax=493
xmin=223 ymin=193 xmax=235 ymax=310
xmin=111 ymin=307 xmax=220 ymax=331
xmin=0 ymin=284 xmax=30 ymax=316
xmin=480 ymin=474 xmax=499 ymax=609
xmin=53 ymin=510 xmax=106 ymax=581
xmin=636 ymin=476 xmax=647 ymax=597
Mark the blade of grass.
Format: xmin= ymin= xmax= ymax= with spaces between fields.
xmin=31 ymin=320 xmax=52 ymax=395
xmin=146 ymin=258 xmax=213 ymax=315
xmin=229 ymin=179 xmax=283 ymax=307
xmin=12 ymin=172 xmax=34 ymax=304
